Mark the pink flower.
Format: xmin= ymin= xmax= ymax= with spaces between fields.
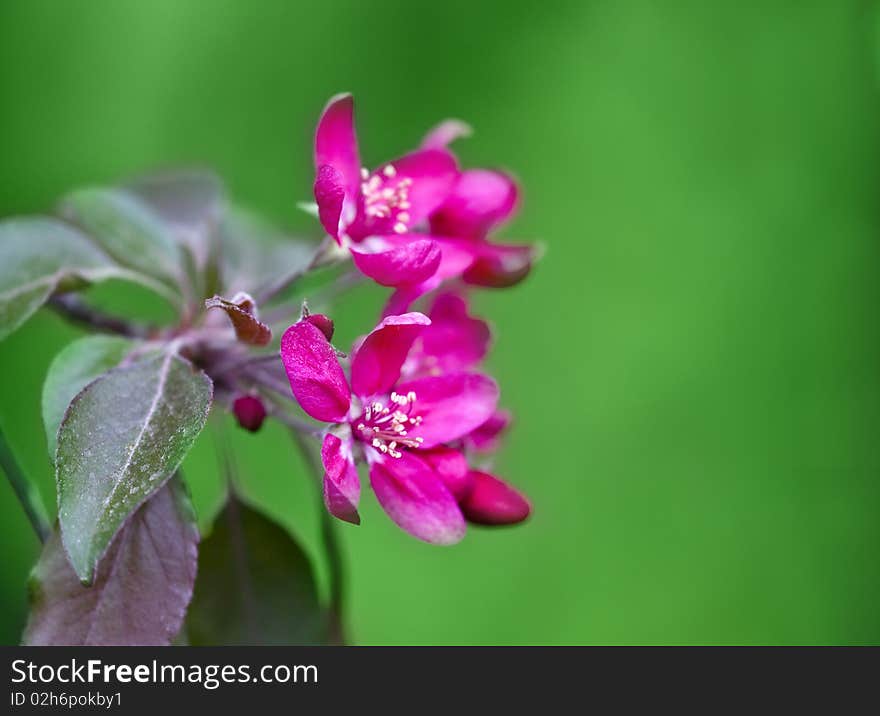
xmin=384 ymin=123 xmax=539 ymax=313
xmin=313 ymin=94 xmax=459 ymax=288
xmin=398 ymin=292 xmax=530 ymax=524
xmin=403 ymin=292 xmax=492 ymax=377
xmin=280 ymin=311 xmax=500 ymax=544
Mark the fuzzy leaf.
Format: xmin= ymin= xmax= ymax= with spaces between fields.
xmin=220 ymin=207 xmax=315 ymax=297
xmin=186 ymin=495 xmax=327 ymax=645
xmin=59 ymin=188 xmax=185 ymax=294
xmin=128 ymin=169 xmax=225 ymax=271
xmin=24 ymin=476 xmax=199 ymax=646
xmin=205 ymin=292 xmax=272 ymax=345
xmin=0 ymin=217 xmax=153 ymax=341
xmin=129 ymin=170 xmax=226 ymax=298
xmin=42 ymin=335 xmax=136 ymax=459
xmin=56 ymin=350 xmax=212 ymax=584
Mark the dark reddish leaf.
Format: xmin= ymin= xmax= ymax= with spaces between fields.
xmin=24 ymin=476 xmax=199 ymax=646
xmin=205 ymin=292 xmax=272 ymax=346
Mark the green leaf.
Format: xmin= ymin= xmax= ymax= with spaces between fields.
xmin=56 ymin=350 xmax=213 ymax=584
xmin=0 ymin=217 xmax=146 ymax=341
xmin=128 ymin=169 xmax=225 ymax=272
xmin=24 ymin=476 xmax=199 ymax=646
xmin=128 ymin=169 xmax=226 ymax=299
xmin=186 ymin=494 xmax=328 ymax=645
xmin=41 ymin=335 xmax=136 ymax=459
xmin=220 ymin=207 xmax=315 ymax=297
xmin=59 ymin=188 xmax=186 ymax=296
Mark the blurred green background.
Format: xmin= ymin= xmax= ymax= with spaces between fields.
xmin=1 ymin=0 xmax=879 ymax=645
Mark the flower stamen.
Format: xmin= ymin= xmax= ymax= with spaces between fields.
xmin=356 ymin=390 xmax=423 ymax=458
xmin=361 ymin=163 xmax=414 ymax=233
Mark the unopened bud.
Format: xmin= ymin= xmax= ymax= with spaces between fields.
xmin=305 ymin=313 xmax=335 ymax=342
xmin=232 ymin=394 xmax=267 ymax=432
xmin=459 ymin=471 xmax=530 ymax=526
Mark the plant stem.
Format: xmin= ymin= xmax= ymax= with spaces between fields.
xmin=49 ymin=293 xmax=156 ymax=339
xmin=255 ymin=236 xmax=337 ymax=306
xmin=271 ymin=410 xmax=324 ymax=437
xmin=0 ymin=425 xmax=51 ymax=543
xmin=290 ymin=429 xmax=347 ymax=645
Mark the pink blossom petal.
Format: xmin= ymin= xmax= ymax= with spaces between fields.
xmin=350 ymin=312 xmax=431 ymax=398
xmin=460 ymin=471 xmax=531 ymax=525
xmin=396 ymin=372 xmax=499 ymax=448
xmin=462 ymin=241 xmax=536 ymax=288
xmin=368 ymin=451 xmax=465 ymax=545
xmin=321 ymin=432 xmax=360 ymax=524
xmin=382 ymin=238 xmax=477 ymax=315
xmin=465 ymin=409 xmax=512 ymax=453
xmin=417 ymin=293 xmax=491 ymax=373
xmin=430 ymin=169 xmax=519 ymax=240
xmin=421 ymin=447 xmax=473 ymax=500
xmin=314 ymin=93 xmax=361 ymax=203
xmin=280 ymin=321 xmax=351 ymax=422
xmin=350 ymin=236 xmax=441 ymax=287
xmin=380 ymin=148 xmax=458 ymax=225
xmin=421 ymin=119 xmax=473 ymax=150
xmin=314 ymin=164 xmax=346 ymax=240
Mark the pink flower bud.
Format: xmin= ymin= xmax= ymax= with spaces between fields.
xmin=459 ymin=471 xmax=530 ymax=526
xmin=232 ymin=394 xmax=267 ymax=432
xmin=305 ymin=313 xmax=335 ymax=342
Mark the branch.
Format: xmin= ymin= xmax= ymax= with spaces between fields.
xmin=255 ymin=236 xmax=338 ymax=306
xmin=0 ymin=424 xmax=51 ymax=543
xmin=290 ymin=429 xmax=347 ymax=645
xmin=49 ymin=293 xmax=156 ymax=339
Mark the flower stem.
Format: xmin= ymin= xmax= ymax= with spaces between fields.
xmin=290 ymin=429 xmax=347 ymax=645
xmin=49 ymin=293 xmax=156 ymax=339
xmin=271 ymin=410 xmax=324 ymax=437
xmin=255 ymin=236 xmax=337 ymax=306
xmin=0 ymin=424 xmax=51 ymax=543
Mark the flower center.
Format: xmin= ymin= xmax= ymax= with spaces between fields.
xmin=355 ymin=390 xmax=424 ymax=459
xmin=360 ymin=164 xmax=413 ymax=234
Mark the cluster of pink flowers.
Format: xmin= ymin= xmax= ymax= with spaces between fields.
xmin=280 ymin=94 xmax=534 ymax=544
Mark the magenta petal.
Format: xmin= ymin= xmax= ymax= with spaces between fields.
xmin=430 ymin=169 xmax=519 ymax=240
xmin=383 ymin=284 xmax=426 ymax=318
xmin=280 ymin=321 xmax=351 ymax=422
xmin=421 ymin=119 xmax=473 ymax=150
xmin=381 ymin=238 xmax=477 ymax=316
xmin=314 ymin=93 xmax=361 ymax=202
xmin=314 ymin=164 xmax=346 ymax=240
xmin=396 ymin=372 xmax=499 ymax=448
xmin=421 ymin=447 xmax=473 ymax=500
xmin=350 ymin=312 xmax=431 ymax=398
xmin=321 ymin=432 xmax=360 ymax=524
xmin=462 ymin=241 xmax=536 ymax=288
xmin=418 ymin=292 xmax=491 ymax=373
xmin=350 ymin=236 xmax=441 ymax=287
xmin=460 ymin=471 xmax=531 ymax=526
xmin=466 ymin=409 xmax=512 ymax=453
xmin=368 ymin=451 xmax=465 ymax=545
xmin=382 ymin=148 xmax=458 ymax=225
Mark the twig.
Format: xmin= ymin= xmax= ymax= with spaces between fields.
xmin=290 ymin=429 xmax=347 ymax=645
xmin=0 ymin=424 xmax=51 ymax=543
xmin=263 ymin=270 xmax=365 ymax=328
xmin=49 ymin=293 xmax=156 ymax=339
xmin=255 ymin=236 xmax=337 ymax=306
xmin=270 ymin=410 xmax=324 ymax=438
xmin=244 ymin=366 xmax=298 ymax=400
